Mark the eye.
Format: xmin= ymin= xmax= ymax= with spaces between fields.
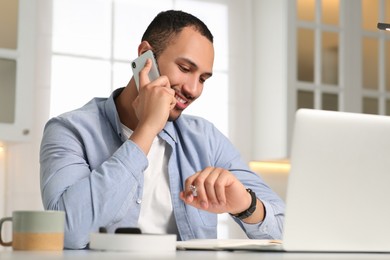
xmin=199 ymin=77 xmax=206 ymax=84
xmin=179 ymin=65 xmax=190 ymax=73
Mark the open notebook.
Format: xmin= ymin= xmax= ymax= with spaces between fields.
xmin=178 ymin=109 xmax=390 ymax=252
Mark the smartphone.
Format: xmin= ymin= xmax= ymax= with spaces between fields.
xmin=131 ymin=50 xmax=160 ymax=91
xmin=377 ymin=22 xmax=390 ymax=31
xmin=114 ymin=227 xmax=142 ymax=234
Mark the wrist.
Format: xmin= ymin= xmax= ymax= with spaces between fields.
xmin=230 ymin=189 xmax=257 ymax=220
xmin=129 ymin=124 xmax=158 ymax=155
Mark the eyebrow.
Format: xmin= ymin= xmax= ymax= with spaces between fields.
xmin=177 ymin=57 xmax=213 ymax=78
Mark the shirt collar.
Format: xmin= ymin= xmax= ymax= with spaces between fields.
xmin=160 ymin=121 xmax=178 ymax=144
xmin=104 ymin=87 xmax=126 ymax=141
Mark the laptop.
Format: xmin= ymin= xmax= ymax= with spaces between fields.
xmin=282 ymin=108 xmax=390 ymax=252
xmin=177 ymin=109 xmax=390 ymax=252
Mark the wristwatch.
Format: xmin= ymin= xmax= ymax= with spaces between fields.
xmin=230 ymin=188 xmax=257 ymax=220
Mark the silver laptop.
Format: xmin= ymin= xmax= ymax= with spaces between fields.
xmin=177 ymin=109 xmax=390 ymax=252
xmin=283 ymin=108 xmax=390 ymax=252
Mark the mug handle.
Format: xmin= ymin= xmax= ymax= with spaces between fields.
xmin=0 ymin=217 xmax=12 ymax=247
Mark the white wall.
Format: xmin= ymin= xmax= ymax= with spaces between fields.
xmin=252 ymin=0 xmax=289 ymax=161
xmin=227 ymin=0 xmax=254 ymax=162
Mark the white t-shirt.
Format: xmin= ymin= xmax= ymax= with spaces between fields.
xmin=121 ymin=124 xmax=178 ymax=235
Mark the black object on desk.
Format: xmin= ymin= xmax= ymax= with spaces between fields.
xmin=377 ymin=22 xmax=390 ymax=31
xmin=98 ymin=226 xmax=142 ymax=234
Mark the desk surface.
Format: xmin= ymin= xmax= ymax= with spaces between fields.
xmin=2 ymin=250 xmax=390 ymax=260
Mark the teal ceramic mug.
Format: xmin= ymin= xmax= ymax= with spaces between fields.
xmin=0 ymin=210 xmax=65 ymax=251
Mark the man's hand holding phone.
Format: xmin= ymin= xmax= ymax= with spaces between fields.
xmin=131 ymin=51 xmax=176 ymax=138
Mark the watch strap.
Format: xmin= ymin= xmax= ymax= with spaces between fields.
xmin=230 ymin=188 xmax=257 ymax=220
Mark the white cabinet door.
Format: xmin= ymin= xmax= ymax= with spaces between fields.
xmin=0 ymin=0 xmax=34 ymax=142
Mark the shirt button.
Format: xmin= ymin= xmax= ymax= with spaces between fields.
xmin=136 ymin=199 xmax=142 ymax=204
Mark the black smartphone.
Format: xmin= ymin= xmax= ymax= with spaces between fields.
xmin=377 ymin=22 xmax=390 ymax=31
xmin=115 ymin=227 xmax=142 ymax=234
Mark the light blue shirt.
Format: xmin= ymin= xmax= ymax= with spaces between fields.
xmin=40 ymin=88 xmax=285 ymax=249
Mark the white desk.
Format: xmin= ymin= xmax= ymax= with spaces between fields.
xmin=2 ymin=250 xmax=390 ymax=260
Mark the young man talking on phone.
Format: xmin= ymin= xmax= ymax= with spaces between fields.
xmin=40 ymin=10 xmax=285 ymax=249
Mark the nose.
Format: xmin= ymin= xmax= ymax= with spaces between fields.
xmin=182 ymin=75 xmax=202 ymax=100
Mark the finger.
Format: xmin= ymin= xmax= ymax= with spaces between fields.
xmin=169 ymin=96 xmax=177 ymax=110
xmin=138 ymin=58 xmax=153 ymax=89
xmin=192 ymin=167 xmax=214 ymax=209
xmin=214 ymin=171 xmax=229 ymax=206
xmin=149 ymin=75 xmax=176 ymax=105
xmin=203 ymin=168 xmax=221 ymax=205
xmin=157 ymin=77 xmax=176 ymax=100
xmin=179 ymin=190 xmax=194 ymax=203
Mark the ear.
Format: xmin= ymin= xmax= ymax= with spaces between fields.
xmin=137 ymin=41 xmax=153 ymax=56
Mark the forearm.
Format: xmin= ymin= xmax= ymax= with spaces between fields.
xmin=238 ymin=199 xmax=285 ymax=240
xmin=226 ymin=166 xmax=285 ymax=239
xmin=241 ymin=199 xmax=265 ymax=224
xmin=129 ymin=123 xmax=159 ymax=155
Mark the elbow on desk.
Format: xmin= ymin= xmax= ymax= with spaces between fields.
xmin=64 ymin=229 xmax=89 ymax=250
xmin=41 ymin=190 xmax=90 ymax=249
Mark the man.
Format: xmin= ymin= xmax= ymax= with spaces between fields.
xmin=40 ymin=10 xmax=285 ymax=249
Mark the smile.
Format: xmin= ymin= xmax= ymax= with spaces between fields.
xmin=175 ymin=94 xmax=188 ymax=104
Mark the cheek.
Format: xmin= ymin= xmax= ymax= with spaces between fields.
xmin=195 ymin=84 xmax=204 ymax=98
xmin=159 ymin=67 xmax=180 ymax=83
xmin=160 ymin=66 xmax=203 ymax=98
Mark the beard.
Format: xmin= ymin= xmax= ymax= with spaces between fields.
xmin=168 ymin=107 xmax=184 ymax=121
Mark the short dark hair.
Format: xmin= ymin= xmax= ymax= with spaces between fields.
xmin=141 ymin=10 xmax=213 ymax=58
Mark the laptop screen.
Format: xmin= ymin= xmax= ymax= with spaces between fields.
xmin=283 ymin=109 xmax=390 ymax=252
